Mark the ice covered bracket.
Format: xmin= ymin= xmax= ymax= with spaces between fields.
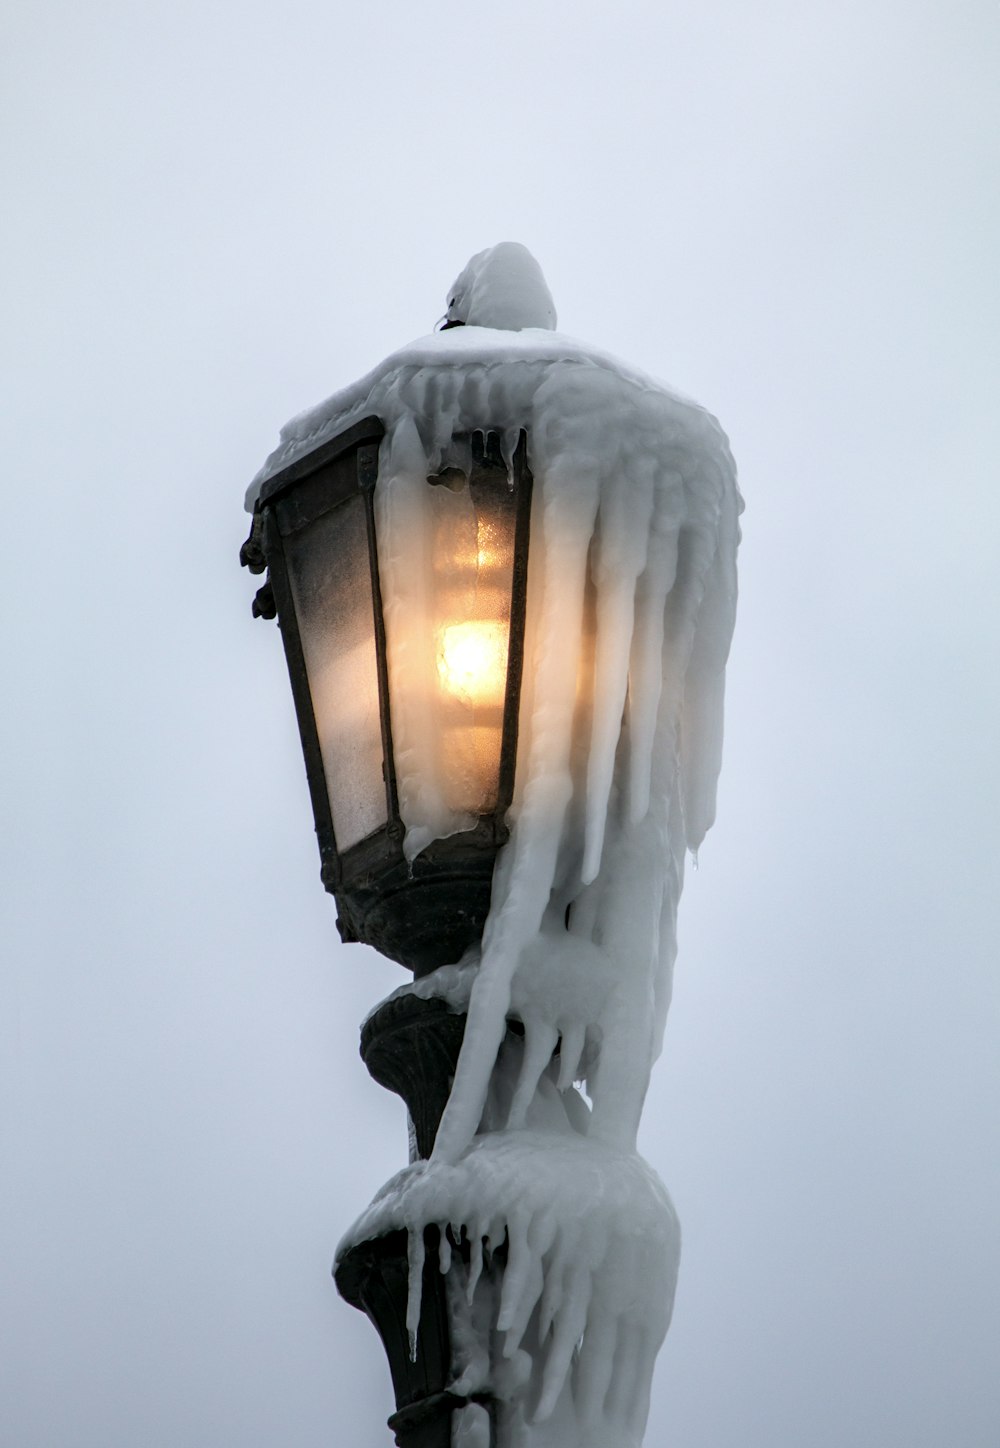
xmin=241 ymin=242 xmax=741 ymax=1448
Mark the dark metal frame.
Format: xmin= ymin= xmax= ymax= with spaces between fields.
xmin=243 ymin=416 xmax=533 ymax=976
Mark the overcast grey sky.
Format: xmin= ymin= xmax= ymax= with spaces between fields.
xmin=2 ymin=2 xmax=998 ymax=1445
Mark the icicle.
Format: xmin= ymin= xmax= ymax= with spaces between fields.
xmin=556 ymin=1020 xmax=586 ymax=1092
xmin=582 ymin=571 xmax=638 ymax=883
xmin=506 ymin=1021 xmax=558 ymax=1130
xmin=537 ymin=1247 xmax=564 ymax=1342
xmin=497 ymin=1209 xmax=530 ymax=1337
xmin=678 ymin=458 xmax=742 ymax=850
xmin=406 ymin=1226 xmax=425 ymax=1362
xmin=537 ymin=1262 xmax=592 ymax=1422
xmin=583 ymin=446 xmax=656 ymax=878
xmin=626 ymin=519 xmax=680 ymax=823
xmin=501 ymin=424 xmax=520 ymax=483
xmin=467 ymin=1229 xmax=484 ymax=1304
xmin=650 ymin=821 xmax=683 ymax=1062
xmin=438 ymin=1227 xmax=452 ymax=1274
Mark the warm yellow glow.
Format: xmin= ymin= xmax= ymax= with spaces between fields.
xmin=437 ymin=621 xmax=508 ymax=708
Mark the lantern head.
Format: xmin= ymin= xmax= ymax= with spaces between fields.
xmin=242 ymin=417 xmax=532 ymax=976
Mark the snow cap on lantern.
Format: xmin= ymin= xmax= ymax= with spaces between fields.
xmin=444 ymin=242 xmax=558 ymax=331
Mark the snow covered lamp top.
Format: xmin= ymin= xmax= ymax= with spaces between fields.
xmin=441 ymin=241 xmax=557 ymax=331
xmin=242 ymin=244 xmax=741 ymax=997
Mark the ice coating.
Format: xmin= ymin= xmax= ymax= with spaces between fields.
xmin=443 ymin=241 xmax=558 ymax=331
xmin=253 ymin=247 xmax=740 ymax=1445
xmin=337 ymin=1125 xmax=680 ymax=1447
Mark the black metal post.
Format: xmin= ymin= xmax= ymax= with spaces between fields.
xmin=335 ymin=994 xmax=497 ymax=1448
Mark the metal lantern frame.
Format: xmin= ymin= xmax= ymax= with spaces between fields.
xmin=242 ymin=415 xmax=534 ymax=975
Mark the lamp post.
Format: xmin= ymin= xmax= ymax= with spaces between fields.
xmin=241 ymin=243 xmax=740 ymax=1448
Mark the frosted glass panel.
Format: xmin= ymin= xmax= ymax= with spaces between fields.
xmin=285 ymin=497 xmax=387 ymax=850
xmin=429 ymin=469 xmax=516 ymax=816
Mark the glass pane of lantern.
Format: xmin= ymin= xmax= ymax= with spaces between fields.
xmin=432 ymin=468 xmax=515 ymax=816
xmin=284 ymin=496 xmax=387 ymax=851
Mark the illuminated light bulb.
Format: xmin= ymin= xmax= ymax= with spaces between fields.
xmin=438 ymin=621 xmax=508 ymax=708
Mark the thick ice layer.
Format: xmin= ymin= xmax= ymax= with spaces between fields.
xmin=337 ymin=1127 xmax=680 ymax=1448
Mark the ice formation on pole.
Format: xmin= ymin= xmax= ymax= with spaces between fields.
xmin=251 ymin=244 xmax=741 ymax=1446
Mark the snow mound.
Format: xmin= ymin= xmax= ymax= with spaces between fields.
xmin=444 ymin=241 xmax=558 ymax=331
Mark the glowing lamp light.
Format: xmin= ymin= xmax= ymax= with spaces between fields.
xmin=438 ymin=621 xmax=508 ymax=707
xmin=241 ymin=419 xmax=532 ymax=974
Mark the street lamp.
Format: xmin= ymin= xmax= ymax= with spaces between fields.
xmin=241 ymin=242 xmax=740 ymax=1448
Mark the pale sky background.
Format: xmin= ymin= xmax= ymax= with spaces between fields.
xmin=2 ymin=2 xmax=999 ymax=1446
